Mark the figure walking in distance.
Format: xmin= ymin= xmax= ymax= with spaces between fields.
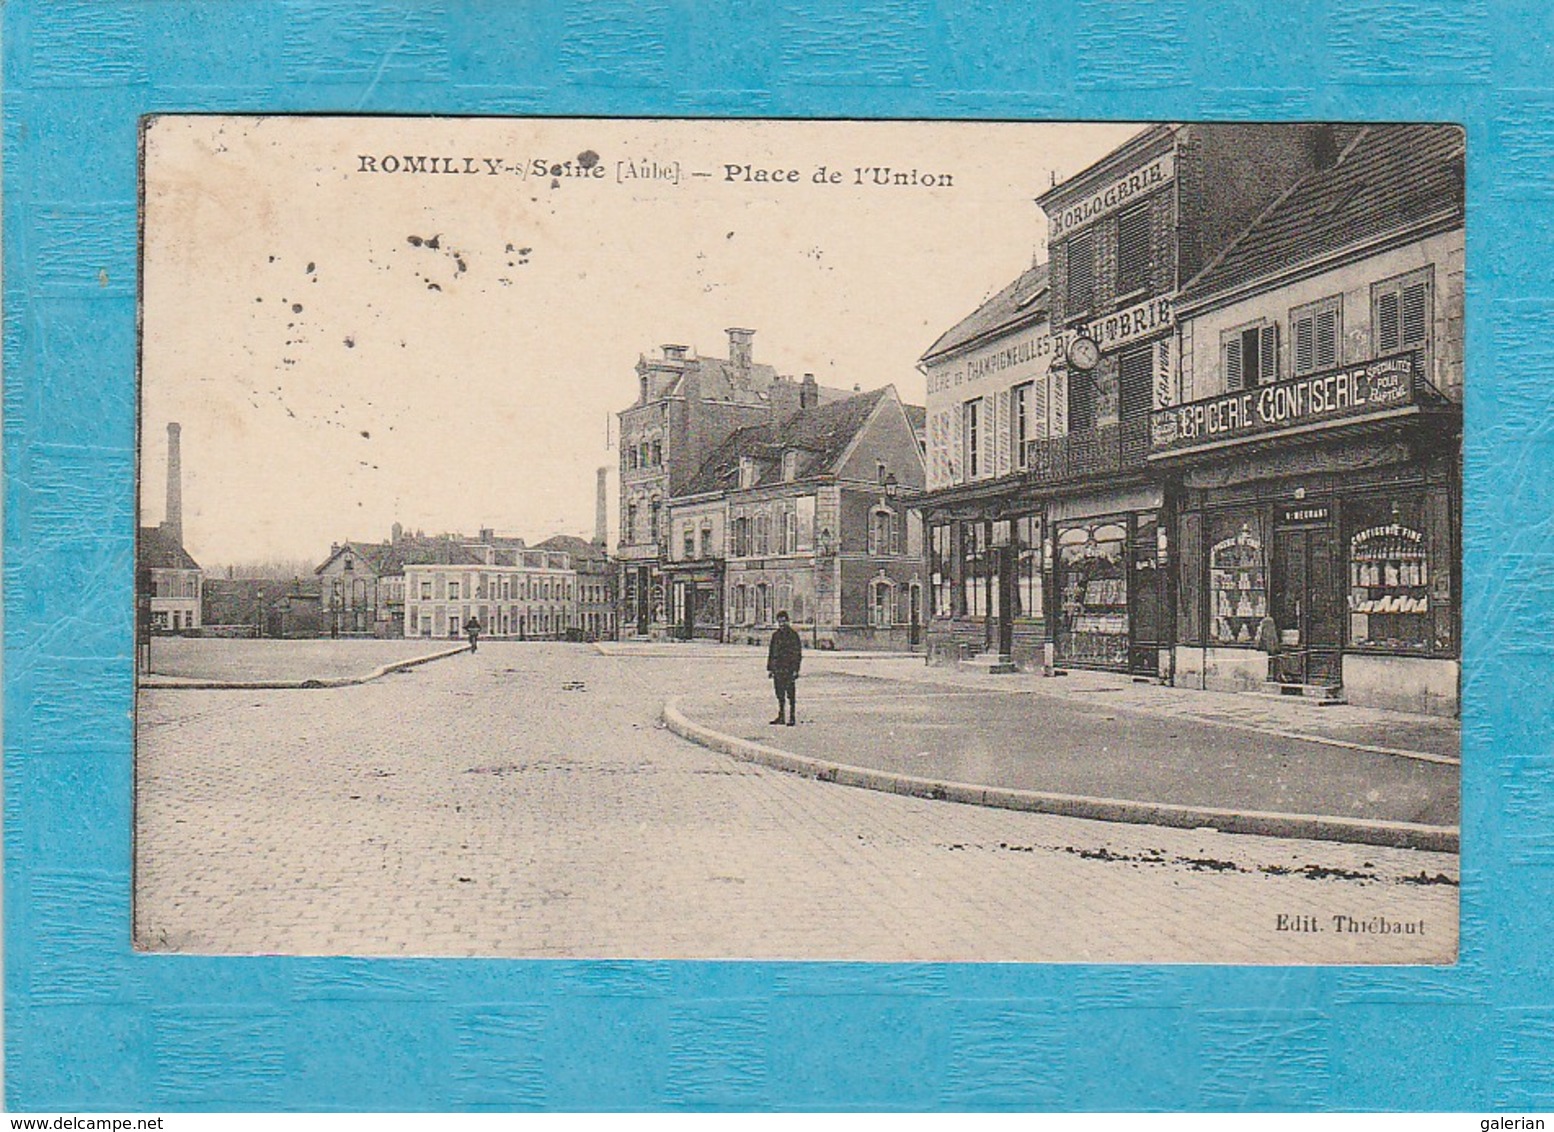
xmin=464 ymin=615 xmax=482 ymax=653
xmin=767 ymin=610 xmax=802 ymax=726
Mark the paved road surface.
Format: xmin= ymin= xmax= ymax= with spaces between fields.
xmin=135 ymin=644 xmax=1457 ymax=963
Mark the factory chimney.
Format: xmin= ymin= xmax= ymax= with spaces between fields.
xmin=594 ymin=467 xmax=609 ymax=547
xmin=164 ymin=422 xmax=183 ymax=546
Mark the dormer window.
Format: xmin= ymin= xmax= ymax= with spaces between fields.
xmin=739 ymin=456 xmax=757 ymax=489
xmin=783 ymin=450 xmax=799 ymax=482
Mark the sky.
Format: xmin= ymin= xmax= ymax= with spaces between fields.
xmin=140 ymin=116 xmax=1140 ymax=567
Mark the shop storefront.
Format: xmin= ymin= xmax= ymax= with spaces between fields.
xmin=664 ymin=563 xmax=723 ymax=641
xmin=1050 ymin=496 xmax=1166 ymax=675
xmin=1156 ymin=354 xmax=1461 ymax=715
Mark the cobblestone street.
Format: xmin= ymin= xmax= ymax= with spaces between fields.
xmin=135 ymin=643 xmax=1457 ymax=963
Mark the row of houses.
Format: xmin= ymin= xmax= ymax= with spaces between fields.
xmin=614 ymin=329 xmax=929 ymax=650
xmin=196 ymin=525 xmax=618 ymax=641
xmin=919 ymin=123 xmax=1463 ymax=716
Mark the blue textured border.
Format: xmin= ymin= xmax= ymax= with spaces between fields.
xmin=5 ymin=0 xmax=1550 ymax=1112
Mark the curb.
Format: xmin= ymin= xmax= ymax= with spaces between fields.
xmin=139 ymin=644 xmax=470 ymax=691
xmin=663 ymin=697 xmax=1459 ymax=853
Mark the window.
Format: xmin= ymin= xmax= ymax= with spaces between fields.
xmin=964 ymin=398 xmax=983 ymax=478
xmin=870 ymin=509 xmax=896 ymax=556
xmin=625 ymin=503 xmax=637 ymax=543
xmin=753 ymin=514 xmax=769 ymax=555
xmin=1012 ymin=382 xmax=1033 ymax=468
xmin=1069 ymin=370 xmax=1097 ymax=433
xmin=1014 ymin=515 xmax=1042 ymax=619
xmin=783 ymin=450 xmax=798 ymax=482
xmin=448 ymin=581 xmax=460 ymax=601
xmin=1065 ymin=231 xmax=1095 ymax=317
xmin=683 ymin=528 xmax=695 ymax=560
xmin=1119 ymin=344 xmax=1154 ymax=421
xmin=739 ymin=456 xmax=756 ymax=489
xmin=1223 ymin=321 xmax=1279 ymax=390
xmin=784 ymin=510 xmax=798 ymax=554
xmin=700 ymin=526 xmax=713 ymax=559
xmin=1292 ymin=295 xmax=1342 ymax=376
xmin=962 ymin=521 xmax=989 ymax=617
xmin=930 ymin=525 xmax=954 ymax=618
xmin=733 ymin=516 xmax=749 ymax=557
xmin=1116 ymin=204 xmax=1151 ymax=295
xmin=650 ymin=500 xmax=662 ymax=543
xmin=650 ymin=439 xmax=662 ymax=466
xmin=871 ymin=580 xmax=895 ymax=627
xmin=1373 ymin=269 xmax=1431 ymax=357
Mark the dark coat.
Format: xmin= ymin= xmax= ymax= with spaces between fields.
xmin=767 ymin=624 xmax=803 ymax=677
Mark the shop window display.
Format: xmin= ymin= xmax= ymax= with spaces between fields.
xmin=1349 ymin=519 xmax=1429 ymax=650
xmin=1209 ymin=523 xmax=1267 ymax=645
xmin=1057 ymin=519 xmax=1129 ymax=667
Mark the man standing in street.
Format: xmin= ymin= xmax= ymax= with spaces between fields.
xmin=767 ymin=610 xmax=802 ymax=726
xmin=464 ymin=615 xmax=482 ymax=653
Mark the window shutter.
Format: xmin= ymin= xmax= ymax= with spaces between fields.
xmin=1116 ymin=206 xmax=1150 ymax=294
xmin=1294 ymin=315 xmax=1314 ymax=375
xmin=1224 ymin=335 xmax=1243 ymax=391
xmin=1314 ymin=306 xmax=1338 ymax=370
xmin=1259 ymin=324 xmax=1279 ymax=383
xmin=1377 ymin=289 xmax=1400 ymax=352
xmin=1066 ymin=233 xmax=1095 ymax=315
xmin=1401 ymin=280 xmax=1428 ymax=347
xmin=1120 ymin=344 xmax=1153 ymax=420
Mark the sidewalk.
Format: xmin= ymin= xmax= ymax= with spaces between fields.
xmin=667 ymin=659 xmax=1459 ymax=851
xmin=822 ymin=656 xmax=1460 ymax=763
xmin=139 ymin=640 xmax=469 ymax=689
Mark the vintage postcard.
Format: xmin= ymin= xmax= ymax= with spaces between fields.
xmin=134 ymin=115 xmax=1461 ymax=963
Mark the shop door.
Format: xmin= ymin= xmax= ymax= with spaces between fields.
xmin=1129 ymin=513 xmax=1162 ymax=675
xmin=635 ymin=566 xmax=651 ymax=635
xmin=1271 ymin=527 xmax=1342 ymax=685
xmin=997 ymin=545 xmax=1016 ymax=657
xmin=676 ymin=581 xmax=693 ymax=641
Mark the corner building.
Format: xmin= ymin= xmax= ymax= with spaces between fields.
xmin=923 ymin=124 xmax=1336 ymax=676
xmin=1161 ymin=124 xmax=1463 ymax=716
xmin=616 ymin=328 xmax=850 ymax=639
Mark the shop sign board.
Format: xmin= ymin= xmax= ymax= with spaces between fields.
xmin=1047 ymin=152 xmax=1174 ymax=239
xmin=1149 ymin=352 xmax=1419 ymax=457
xmin=1058 ymin=294 xmax=1174 ymax=358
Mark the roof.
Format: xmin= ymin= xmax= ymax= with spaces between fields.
xmin=661 ymin=355 xmax=780 ymax=404
xmin=903 ymin=403 xmax=926 ymax=436
xmin=681 ymin=387 xmax=896 ymax=496
xmin=1181 ymin=123 xmax=1465 ymax=305
xmin=139 ymin=525 xmax=201 ymax=572
xmin=534 ymin=534 xmax=608 ymax=562
xmin=317 ymin=536 xmax=484 ymax=576
xmin=920 ymin=262 xmax=1049 ymax=365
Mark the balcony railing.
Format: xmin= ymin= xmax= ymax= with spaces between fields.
xmin=1023 ymin=417 xmax=1151 ymax=485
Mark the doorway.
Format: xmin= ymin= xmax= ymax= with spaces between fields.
xmin=1271 ymin=524 xmax=1341 ymax=685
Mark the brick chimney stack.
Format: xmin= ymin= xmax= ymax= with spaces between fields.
xmin=595 ymin=467 xmax=609 ymax=546
xmin=164 ymin=421 xmax=183 ymax=546
xmin=800 ymin=373 xmax=818 ymax=410
xmin=726 ymin=327 xmax=754 ymax=371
